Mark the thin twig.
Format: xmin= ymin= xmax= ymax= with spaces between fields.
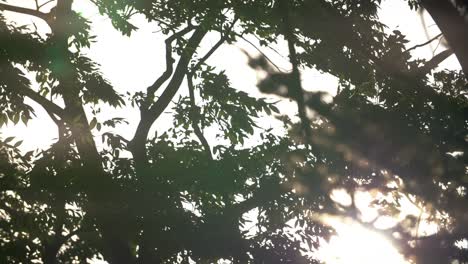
xmin=238 ymin=34 xmax=288 ymax=72
xmin=405 ymin=33 xmax=443 ymax=53
xmin=432 ymin=35 xmax=443 ymax=56
xmin=191 ymin=17 xmax=238 ymax=73
xmin=38 ymin=0 xmax=54 ymax=9
xmin=415 ymin=207 xmax=423 ymax=246
xmin=252 ymin=34 xmax=290 ymax=61
xmin=154 ymin=18 xmax=175 ymax=31
xmin=194 ymin=37 xmax=224 ymax=69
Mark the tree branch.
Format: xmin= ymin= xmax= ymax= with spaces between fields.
xmin=191 ymin=18 xmax=238 ymax=73
xmin=50 ymin=2 xmax=136 ymax=263
xmin=192 ymin=35 xmax=226 ymax=72
xmin=38 ymin=0 xmax=55 ymax=10
xmin=0 ymin=2 xmax=50 ymax=21
xmin=181 ymin=19 xmax=239 ymax=160
xmin=147 ymin=27 xmax=206 ymax=115
xmin=421 ymin=0 xmax=468 ymax=77
xmin=130 ymin=26 xmax=207 ymax=153
xmin=145 ymin=26 xmax=194 ymax=100
xmin=418 ymin=49 xmax=454 ymax=73
xmin=187 ymin=76 xmax=212 ymax=159
xmin=16 ymin=86 xmax=66 ymax=118
xmin=238 ymin=34 xmax=286 ymax=73
xmin=253 ymin=34 xmax=289 ymax=61
xmin=405 ymin=33 xmax=443 ymax=53
xmin=2 ymin=64 xmax=65 ymax=120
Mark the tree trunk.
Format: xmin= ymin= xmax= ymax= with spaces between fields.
xmin=52 ymin=1 xmax=136 ymax=263
xmin=421 ymin=0 xmax=468 ymax=77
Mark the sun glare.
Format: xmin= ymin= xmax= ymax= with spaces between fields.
xmin=317 ymin=217 xmax=409 ymax=264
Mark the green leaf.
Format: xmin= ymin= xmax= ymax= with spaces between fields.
xmin=89 ymin=117 xmax=97 ymax=130
xmin=12 ymin=113 xmax=20 ymax=125
xmin=13 ymin=140 xmax=23 ymax=147
xmin=21 ymin=114 xmax=28 ymax=125
xmin=271 ymin=105 xmax=280 ymax=114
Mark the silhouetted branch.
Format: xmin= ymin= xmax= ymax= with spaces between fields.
xmin=419 ymin=49 xmax=454 ymax=73
xmin=191 ymin=35 xmax=225 ymax=71
xmin=182 ymin=19 xmax=238 ymax=159
xmin=51 ymin=2 xmax=136 ymax=263
xmin=187 ymin=76 xmax=212 ymax=159
xmin=191 ymin=17 xmax=238 ymax=72
xmin=38 ymin=0 xmax=55 ymax=10
xmin=15 ymin=85 xmax=66 ymax=118
xmin=253 ymin=34 xmax=289 ymax=62
xmin=405 ymin=33 xmax=443 ymax=53
xmin=147 ymin=26 xmax=206 ymax=119
xmin=146 ymin=25 xmax=194 ymax=99
xmin=131 ymin=26 xmax=213 ymax=263
xmin=238 ymin=34 xmax=286 ymax=73
xmin=421 ymin=0 xmax=468 ymax=77
xmin=0 ymin=2 xmax=50 ymax=20
xmin=130 ymin=26 xmax=207 ymax=155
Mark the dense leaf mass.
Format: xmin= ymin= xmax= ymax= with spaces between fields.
xmin=0 ymin=0 xmax=467 ymax=264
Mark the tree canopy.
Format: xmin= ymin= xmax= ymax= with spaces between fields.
xmin=0 ymin=0 xmax=467 ymax=263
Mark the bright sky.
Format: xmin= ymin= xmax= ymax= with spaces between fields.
xmin=1 ymin=1 xmax=461 ymax=263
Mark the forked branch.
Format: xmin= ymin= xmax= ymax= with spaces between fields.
xmin=191 ymin=17 xmax=238 ymax=73
xmin=184 ymin=18 xmax=238 ymax=159
xmin=146 ymin=27 xmax=207 ymax=120
xmin=146 ymin=25 xmax=194 ymax=99
xmin=130 ymin=26 xmax=207 ymax=155
xmin=0 ymin=2 xmax=50 ymax=21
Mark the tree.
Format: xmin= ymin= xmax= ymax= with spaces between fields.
xmin=0 ymin=0 xmax=466 ymax=263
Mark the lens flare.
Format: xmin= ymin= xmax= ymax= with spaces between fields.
xmin=317 ymin=217 xmax=409 ymax=264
